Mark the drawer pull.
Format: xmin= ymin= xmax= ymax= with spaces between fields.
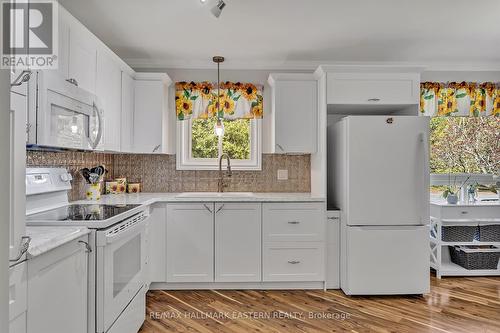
xmin=461 ymin=211 xmax=469 ymax=214
xmin=288 ymin=221 xmax=300 ymax=224
xmin=288 ymin=260 xmax=300 ymax=264
xmin=367 ymin=98 xmax=380 ymax=102
xmin=327 ymin=217 xmax=339 ymax=220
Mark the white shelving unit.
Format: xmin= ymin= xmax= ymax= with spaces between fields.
xmin=430 ymin=204 xmax=500 ymax=278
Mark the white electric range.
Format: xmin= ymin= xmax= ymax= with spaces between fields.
xmin=26 ymin=168 xmax=149 ymax=333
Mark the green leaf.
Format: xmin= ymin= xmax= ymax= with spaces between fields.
xmin=251 ymin=101 xmax=258 ymax=108
xmin=178 ymin=112 xmax=184 ymax=120
xmin=183 ymin=89 xmax=190 ymax=98
xmin=455 ymin=93 xmax=467 ymax=98
xmin=190 ymin=96 xmax=198 ymax=100
xmin=438 ymin=100 xmax=443 ymax=105
xmin=233 ymin=95 xmax=241 ymax=101
xmin=424 ymin=95 xmax=434 ymax=100
xmin=227 ymin=89 xmax=233 ymax=98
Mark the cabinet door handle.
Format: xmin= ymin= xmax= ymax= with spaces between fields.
xmin=367 ymin=98 xmax=380 ymax=102
xmin=66 ymin=78 xmax=79 ymax=87
xmin=288 ymin=221 xmax=300 ymax=224
xmin=78 ymin=240 xmax=92 ymax=253
xmin=216 ymin=204 xmax=225 ymax=213
xmin=9 ymin=236 xmax=31 ymax=262
xmin=288 ymin=260 xmax=300 ymax=264
xmin=327 ymin=217 xmax=339 ymax=220
xmin=276 ymin=144 xmax=285 ymax=152
xmin=203 ymin=204 xmax=213 ymax=213
xmin=152 ymin=144 xmax=161 ymax=153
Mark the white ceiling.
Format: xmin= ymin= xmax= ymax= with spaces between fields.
xmin=59 ymin=0 xmax=500 ymax=70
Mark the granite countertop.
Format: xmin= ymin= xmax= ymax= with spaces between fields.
xmin=26 ymin=226 xmax=91 ymax=258
xmin=73 ymin=192 xmax=326 ymax=206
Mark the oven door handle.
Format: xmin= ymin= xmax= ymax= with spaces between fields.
xmin=105 ymin=218 xmax=147 ymax=245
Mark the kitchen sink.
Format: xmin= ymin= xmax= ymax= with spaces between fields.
xmin=176 ymin=192 xmax=254 ymax=198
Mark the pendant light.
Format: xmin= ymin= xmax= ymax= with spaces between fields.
xmin=213 ymin=56 xmax=225 ymax=137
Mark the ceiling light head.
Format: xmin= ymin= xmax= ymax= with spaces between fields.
xmin=211 ymin=0 xmax=226 ymax=18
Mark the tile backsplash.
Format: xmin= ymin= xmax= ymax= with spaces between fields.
xmin=27 ymin=151 xmax=311 ymax=200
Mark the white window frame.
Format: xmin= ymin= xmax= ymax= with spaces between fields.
xmin=176 ymin=119 xmax=262 ymax=171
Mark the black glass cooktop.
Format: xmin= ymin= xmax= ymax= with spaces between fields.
xmin=27 ymin=204 xmax=141 ymax=221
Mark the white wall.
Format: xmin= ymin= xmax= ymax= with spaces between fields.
xmin=138 ymin=68 xmax=305 ymax=154
xmin=422 ymin=71 xmax=500 ymax=82
xmin=0 ymin=70 xmax=9 ymax=333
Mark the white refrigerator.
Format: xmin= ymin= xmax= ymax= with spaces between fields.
xmin=328 ymin=115 xmax=430 ymax=295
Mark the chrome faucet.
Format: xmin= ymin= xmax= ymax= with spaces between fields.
xmin=218 ymin=153 xmax=232 ymax=192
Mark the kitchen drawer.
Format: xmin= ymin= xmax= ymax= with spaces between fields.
xmin=327 ymin=73 xmax=419 ymax=105
xmin=263 ymin=242 xmax=324 ymax=282
xmin=263 ymin=203 xmax=325 ymax=242
xmin=441 ymin=206 xmax=500 ymax=220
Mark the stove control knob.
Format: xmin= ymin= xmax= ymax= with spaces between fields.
xmin=60 ymin=173 xmax=72 ymax=182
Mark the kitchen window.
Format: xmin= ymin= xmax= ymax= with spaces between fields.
xmin=177 ymin=118 xmax=262 ymax=170
xmin=429 ymin=116 xmax=499 ymax=198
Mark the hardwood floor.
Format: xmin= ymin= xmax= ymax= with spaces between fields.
xmin=139 ymin=275 xmax=500 ymax=333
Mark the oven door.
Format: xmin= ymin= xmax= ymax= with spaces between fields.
xmin=96 ymin=213 xmax=147 ymax=332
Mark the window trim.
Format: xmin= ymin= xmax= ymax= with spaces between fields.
xmin=176 ymin=119 xmax=262 ymax=171
xmin=430 ymin=173 xmax=497 ymax=186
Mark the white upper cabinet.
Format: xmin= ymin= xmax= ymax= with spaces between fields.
xmin=316 ymin=65 xmax=423 ymax=114
xmin=133 ymin=73 xmax=171 ymax=154
xmin=67 ymin=18 xmax=97 ymax=94
xmin=56 ymin=5 xmax=70 ymax=80
xmin=268 ymin=73 xmax=318 ymax=154
xmin=96 ymin=48 xmax=122 ymax=152
xmin=121 ymin=72 xmax=135 ymax=153
xmin=327 ymin=72 xmax=420 ymax=105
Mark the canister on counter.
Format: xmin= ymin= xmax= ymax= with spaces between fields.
xmin=105 ymin=181 xmax=119 ymax=194
xmin=127 ymin=183 xmax=141 ymax=193
xmin=115 ymin=177 xmax=127 ymax=193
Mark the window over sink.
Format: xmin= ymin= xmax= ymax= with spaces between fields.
xmin=177 ymin=118 xmax=261 ymax=170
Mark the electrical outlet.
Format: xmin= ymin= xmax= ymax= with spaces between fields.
xmin=277 ymin=169 xmax=288 ymax=180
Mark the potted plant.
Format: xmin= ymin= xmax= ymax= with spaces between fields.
xmin=442 ymin=185 xmax=459 ymax=204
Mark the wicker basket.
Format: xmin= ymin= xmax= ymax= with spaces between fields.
xmin=449 ymin=245 xmax=500 ymax=270
xmin=442 ymin=225 xmax=477 ymax=242
xmin=478 ymin=224 xmax=500 ymax=242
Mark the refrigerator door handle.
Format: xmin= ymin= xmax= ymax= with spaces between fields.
xmin=419 ymin=131 xmax=429 ymax=225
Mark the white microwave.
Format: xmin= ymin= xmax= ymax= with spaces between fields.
xmin=28 ymin=71 xmax=104 ymax=151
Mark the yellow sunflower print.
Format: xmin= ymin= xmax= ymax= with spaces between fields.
xmin=221 ymin=96 xmax=235 ymax=115
xmin=241 ymin=83 xmax=258 ymax=101
xmin=197 ymin=82 xmax=213 ymax=100
xmin=492 ymin=95 xmax=500 ymax=116
xmin=176 ymin=95 xmax=193 ymax=117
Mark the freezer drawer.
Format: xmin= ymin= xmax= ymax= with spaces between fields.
xmin=342 ymin=225 xmax=429 ymax=295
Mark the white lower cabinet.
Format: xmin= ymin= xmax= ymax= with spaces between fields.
xmin=27 ymin=235 xmax=89 ymax=333
xmin=163 ymin=201 xmax=326 ymax=286
xmin=148 ymin=203 xmax=167 ymax=283
xmin=215 ymin=203 xmax=261 ymax=282
xmin=9 ymin=262 xmax=27 ymax=333
xmin=262 ymin=203 xmax=326 ymax=283
xmin=166 ymin=203 xmax=214 ymax=282
xmin=263 ymin=242 xmax=325 ymax=282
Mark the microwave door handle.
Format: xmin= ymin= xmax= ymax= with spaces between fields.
xmin=88 ymin=101 xmax=103 ymax=149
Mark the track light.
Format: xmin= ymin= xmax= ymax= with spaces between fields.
xmin=211 ymin=0 xmax=226 ymax=18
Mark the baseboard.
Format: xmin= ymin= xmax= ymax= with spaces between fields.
xmin=149 ymin=281 xmax=326 ymax=290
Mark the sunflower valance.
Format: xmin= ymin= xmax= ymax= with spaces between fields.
xmin=420 ymin=82 xmax=500 ymax=117
xmin=175 ymin=81 xmax=263 ymax=120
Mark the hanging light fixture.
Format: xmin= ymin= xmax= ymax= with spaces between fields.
xmin=213 ymin=55 xmax=225 ymax=137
